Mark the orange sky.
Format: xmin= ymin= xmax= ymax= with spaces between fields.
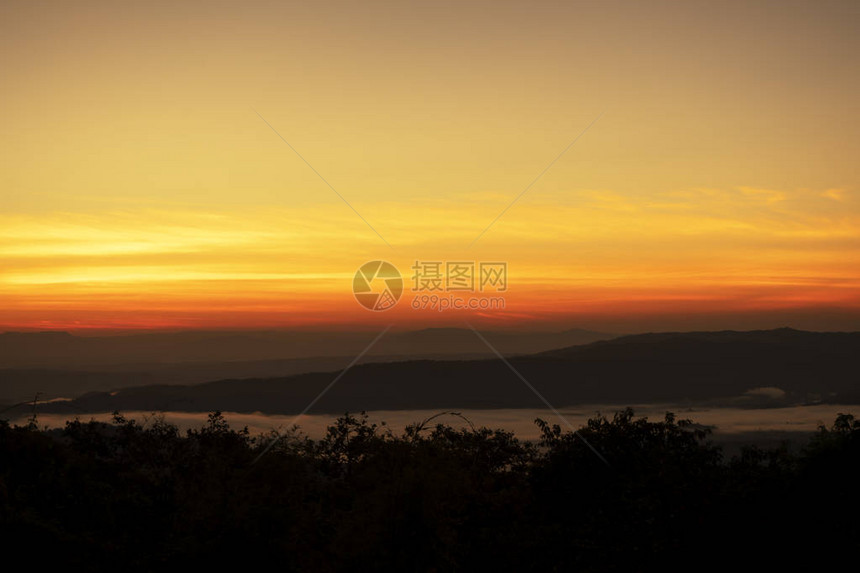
xmin=1 ymin=1 xmax=859 ymax=332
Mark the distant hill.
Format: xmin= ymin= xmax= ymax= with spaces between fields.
xmin=0 ymin=353 xmax=493 ymax=404
xmin=29 ymin=328 xmax=860 ymax=417
xmin=0 ymin=327 xmax=613 ymax=402
xmin=0 ymin=327 xmax=612 ymax=367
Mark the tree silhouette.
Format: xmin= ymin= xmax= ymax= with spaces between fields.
xmin=0 ymin=408 xmax=857 ymax=570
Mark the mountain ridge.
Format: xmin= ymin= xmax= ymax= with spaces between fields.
xmin=20 ymin=328 xmax=858 ymax=417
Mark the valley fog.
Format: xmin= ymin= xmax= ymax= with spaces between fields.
xmin=14 ymin=403 xmax=859 ymax=445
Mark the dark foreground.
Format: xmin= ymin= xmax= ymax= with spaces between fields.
xmin=1 ymin=409 xmax=858 ymax=571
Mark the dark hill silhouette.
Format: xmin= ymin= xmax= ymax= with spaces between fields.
xmin=0 ymin=327 xmax=612 ymax=402
xmin=35 ymin=328 xmax=860 ymax=416
xmin=0 ymin=327 xmax=612 ymax=368
xmin=0 ymin=353 xmax=497 ymax=404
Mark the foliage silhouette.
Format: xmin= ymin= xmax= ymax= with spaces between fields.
xmin=1 ymin=409 xmax=858 ymax=571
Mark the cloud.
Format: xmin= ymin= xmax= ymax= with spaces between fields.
xmin=737 ymin=187 xmax=787 ymax=204
xmin=0 ymin=185 xmax=858 ymax=330
xmin=822 ymin=188 xmax=846 ymax=201
xmin=744 ymin=387 xmax=787 ymax=400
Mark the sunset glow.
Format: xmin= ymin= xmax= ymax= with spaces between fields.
xmin=2 ymin=1 xmax=859 ymax=332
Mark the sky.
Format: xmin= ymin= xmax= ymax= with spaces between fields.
xmin=1 ymin=0 xmax=859 ymax=332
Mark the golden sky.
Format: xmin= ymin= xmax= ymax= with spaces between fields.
xmin=1 ymin=1 xmax=858 ymax=332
